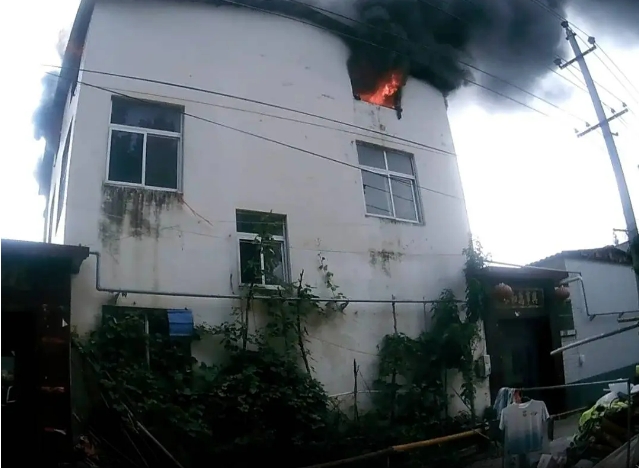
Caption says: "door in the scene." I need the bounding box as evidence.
[499,319,541,390]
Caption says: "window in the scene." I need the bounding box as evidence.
[107,96,182,190]
[101,306,192,373]
[56,124,72,233]
[357,142,420,222]
[236,210,289,286]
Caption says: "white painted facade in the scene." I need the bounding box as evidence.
[45,0,489,411]
[536,255,639,384]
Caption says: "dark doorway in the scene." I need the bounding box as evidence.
[497,316,564,414]
[2,311,39,460]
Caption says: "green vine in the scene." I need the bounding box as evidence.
[74,233,492,468]
[374,238,489,437]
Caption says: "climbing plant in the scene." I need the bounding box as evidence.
[76,218,350,468]
[372,238,489,446]
[74,233,492,468]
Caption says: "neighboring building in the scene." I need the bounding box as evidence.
[38,0,489,410]
[531,246,639,406]
[2,239,90,465]
[473,265,571,414]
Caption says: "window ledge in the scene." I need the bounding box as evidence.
[364,213,422,225]
[239,283,288,294]
[104,180,181,194]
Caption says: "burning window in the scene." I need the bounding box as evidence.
[349,60,405,114]
[356,70,403,108]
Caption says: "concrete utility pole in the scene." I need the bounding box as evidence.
[559,21,638,243]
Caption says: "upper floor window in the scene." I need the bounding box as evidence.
[357,142,421,223]
[107,97,182,190]
[236,210,289,287]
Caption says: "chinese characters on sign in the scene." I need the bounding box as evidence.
[506,288,544,308]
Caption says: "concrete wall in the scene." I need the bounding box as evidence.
[536,255,639,407]
[561,258,639,385]
[51,0,489,411]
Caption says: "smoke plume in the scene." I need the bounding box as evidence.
[32,0,639,145]
[33,29,69,142]
[570,0,639,43]
[213,0,638,108]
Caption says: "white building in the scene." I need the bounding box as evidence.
[41,0,488,410]
[532,246,639,406]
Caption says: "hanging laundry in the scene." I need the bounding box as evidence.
[494,387,515,419]
[500,399,550,455]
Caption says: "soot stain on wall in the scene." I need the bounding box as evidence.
[99,185,181,255]
[369,249,404,277]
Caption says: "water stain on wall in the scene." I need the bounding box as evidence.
[369,249,403,277]
[98,185,181,255]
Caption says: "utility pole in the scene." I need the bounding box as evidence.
[559,21,638,244]
[559,22,639,325]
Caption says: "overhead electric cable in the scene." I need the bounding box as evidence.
[527,0,639,106]
[44,65,456,157]
[280,0,588,123]
[47,72,463,201]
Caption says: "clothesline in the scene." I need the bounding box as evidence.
[513,378,630,393]
[496,378,634,468]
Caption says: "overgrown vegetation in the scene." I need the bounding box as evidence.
[76,237,491,468]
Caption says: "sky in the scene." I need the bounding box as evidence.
[0,0,637,266]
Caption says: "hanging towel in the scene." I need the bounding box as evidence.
[494,387,515,420]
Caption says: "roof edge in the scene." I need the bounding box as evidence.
[37,0,96,198]
[2,240,90,274]
[530,245,632,267]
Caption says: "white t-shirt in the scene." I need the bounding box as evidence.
[499,399,549,455]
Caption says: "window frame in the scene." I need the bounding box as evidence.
[101,305,192,371]
[236,214,290,288]
[357,142,422,224]
[105,97,184,192]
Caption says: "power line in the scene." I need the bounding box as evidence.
[597,46,639,98]
[210,0,581,121]
[557,62,616,111]
[47,61,556,143]
[590,54,639,109]
[555,53,628,109]
[104,85,428,153]
[525,0,639,107]
[280,0,587,123]
[45,65,456,158]
[48,71,463,202]
[44,0,589,134]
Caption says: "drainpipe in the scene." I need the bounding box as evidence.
[87,251,463,305]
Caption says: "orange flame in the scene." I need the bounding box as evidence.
[359,70,403,108]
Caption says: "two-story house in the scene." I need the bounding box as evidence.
[39,0,489,410]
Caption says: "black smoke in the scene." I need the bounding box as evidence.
[33,29,69,142]
[211,0,638,107]
[32,0,639,144]
[569,0,639,43]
